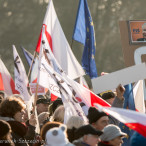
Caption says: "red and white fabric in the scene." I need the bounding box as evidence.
[35,0,85,80]
[95,104,146,137]
[0,58,19,96]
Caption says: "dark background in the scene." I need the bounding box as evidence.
[0,0,146,87]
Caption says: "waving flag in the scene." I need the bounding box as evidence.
[13,45,31,102]
[72,0,97,78]
[37,29,110,116]
[0,58,19,96]
[37,34,88,123]
[95,104,146,138]
[35,0,84,79]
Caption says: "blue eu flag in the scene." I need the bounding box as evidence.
[72,0,97,79]
[119,84,135,146]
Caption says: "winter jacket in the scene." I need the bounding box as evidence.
[130,131,146,146]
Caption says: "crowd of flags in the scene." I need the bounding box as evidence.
[0,0,146,141]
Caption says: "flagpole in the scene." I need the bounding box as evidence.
[27,51,37,80]
[32,83,39,113]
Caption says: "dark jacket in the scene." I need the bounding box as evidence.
[130,132,146,146]
[67,127,77,143]
[7,120,28,146]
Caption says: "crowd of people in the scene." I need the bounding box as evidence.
[0,84,146,146]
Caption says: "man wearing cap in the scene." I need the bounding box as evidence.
[99,124,127,146]
[73,124,103,146]
[36,95,50,115]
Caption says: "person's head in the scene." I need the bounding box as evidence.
[101,91,115,105]
[45,124,69,146]
[38,112,50,128]
[142,23,146,39]
[87,107,109,130]
[74,124,103,146]
[51,105,64,123]
[51,98,63,114]
[66,116,85,129]
[0,97,26,122]
[100,124,127,146]
[36,95,50,115]
[66,116,85,143]
[40,121,61,140]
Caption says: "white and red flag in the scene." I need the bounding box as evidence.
[0,58,19,96]
[13,45,31,102]
[37,34,87,123]
[95,104,146,137]
[37,28,110,116]
[35,0,85,79]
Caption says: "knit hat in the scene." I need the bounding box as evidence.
[100,124,127,141]
[45,124,69,146]
[74,124,103,140]
[101,92,115,100]
[0,120,11,138]
[87,107,107,124]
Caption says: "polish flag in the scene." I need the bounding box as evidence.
[35,0,85,79]
[95,104,146,137]
[37,29,110,111]
[0,58,19,96]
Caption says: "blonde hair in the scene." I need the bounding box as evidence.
[38,112,50,125]
[66,116,85,129]
[51,105,64,123]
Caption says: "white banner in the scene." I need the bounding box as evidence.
[13,45,31,101]
[92,63,146,94]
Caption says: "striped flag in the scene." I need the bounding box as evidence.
[35,0,85,79]
[95,104,146,138]
[0,58,19,96]
[37,28,110,117]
